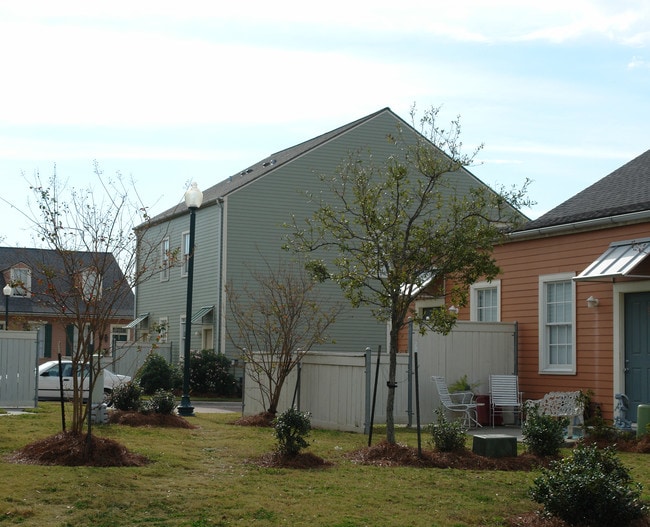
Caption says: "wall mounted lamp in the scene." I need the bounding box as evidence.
[448,305,459,315]
[586,296,599,308]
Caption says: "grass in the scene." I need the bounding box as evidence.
[1,404,649,527]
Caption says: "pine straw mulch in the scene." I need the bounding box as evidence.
[232,411,276,427]
[6,410,197,467]
[346,440,553,470]
[107,410,199,429]
[7,431,150,467]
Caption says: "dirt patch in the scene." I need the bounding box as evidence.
[107,410,198,428]
[7,431,150,467]
[346,441,553,470]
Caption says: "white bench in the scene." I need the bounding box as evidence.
[525,391,584,438]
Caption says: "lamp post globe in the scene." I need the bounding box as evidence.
[3,284,12,331]
[178,182,203,417]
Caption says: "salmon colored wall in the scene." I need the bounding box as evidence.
[491,222,650,420]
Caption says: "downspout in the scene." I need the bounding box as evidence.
[217,197,225,354]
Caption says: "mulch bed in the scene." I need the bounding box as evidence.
[255,451,333,469]
[7,431,150,467]
[232,412,275,427]
[107,410,198,429]
[346,440,553,470]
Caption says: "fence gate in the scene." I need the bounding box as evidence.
[0,330,39,408]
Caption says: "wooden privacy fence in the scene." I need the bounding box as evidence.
[243,321,517,432]
[0,330,39,408]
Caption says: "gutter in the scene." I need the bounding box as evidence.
[507,209,650,241]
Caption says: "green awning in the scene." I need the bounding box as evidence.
[191,305,214,323]
[124,313,149,329]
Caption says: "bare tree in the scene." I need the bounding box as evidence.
[226,259,341,416]
[286,106,532,443]
[20,164,178,436]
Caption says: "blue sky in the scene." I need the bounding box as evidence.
[1,1,649,246]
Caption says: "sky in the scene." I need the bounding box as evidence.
[1,1,649,247]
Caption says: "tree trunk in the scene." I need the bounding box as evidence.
[385,327,400,444]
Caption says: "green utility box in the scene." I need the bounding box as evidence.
[472,434,517,458]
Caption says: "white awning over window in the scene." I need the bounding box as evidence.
[124,313,150,329]
[575,238,650,281]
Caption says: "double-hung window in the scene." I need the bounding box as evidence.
[161,237,170,281]
[470,280,500,322]
[10,266,31,297]
[539,273,575,373]
[182,232,190,277]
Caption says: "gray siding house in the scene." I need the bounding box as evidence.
[132,108,501,364]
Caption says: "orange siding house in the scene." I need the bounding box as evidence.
[466,149,650,423]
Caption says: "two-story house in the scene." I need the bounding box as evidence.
[0,247,134,359]
[133,107,515,365]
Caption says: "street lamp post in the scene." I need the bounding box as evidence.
[3,284,11,331]
[178,182,203,417]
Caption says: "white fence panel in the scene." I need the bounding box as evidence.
[111,341,176,378]
[0,330,38,408]
[243,322,516,432]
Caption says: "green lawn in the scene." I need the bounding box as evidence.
[1,404,649,527]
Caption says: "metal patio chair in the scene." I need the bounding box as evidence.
[432,376,480,429]
[489,374,523,427]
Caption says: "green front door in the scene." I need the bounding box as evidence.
[624,292,650,421]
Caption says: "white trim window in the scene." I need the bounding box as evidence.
[157,317,168,343]
[470,280,500,322]
[539,273,576,374]
[160,237,170,282]
[181,231,190,277]
[10,266,31,297]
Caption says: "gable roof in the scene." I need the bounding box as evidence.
[0,247,134,317]
[148,107,402,225]
[520,149,650,232]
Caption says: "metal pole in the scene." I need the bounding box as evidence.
[178,206,197,417]
[4,294,8,330]
[415,351,422,458]
[407,319,413,427]
[368,345,381,447]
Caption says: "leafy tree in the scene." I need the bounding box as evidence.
[286,106,530,443]
[226,259,341,415]
[16,165,177,439]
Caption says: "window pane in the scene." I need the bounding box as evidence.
[545,280,573,366]
[477,287,497,322]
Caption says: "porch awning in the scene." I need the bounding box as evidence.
[575,238,650,282]
[400,273,434,296]
[191,305,214,323]
[124,313,149,329]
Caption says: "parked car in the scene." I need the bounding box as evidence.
[38,360,131,401]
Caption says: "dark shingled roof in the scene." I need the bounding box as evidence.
[521,148,650,231]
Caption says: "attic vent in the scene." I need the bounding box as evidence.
[239,168,253,176]
[262,159,277,168]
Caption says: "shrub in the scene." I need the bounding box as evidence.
[522,405,567,457]
[189,349,240,396]
[110,381,142,411]
[142,389,177,415]
[530,444,647,526]
[136,353,182,395]
[274,407,311,457]
[427,408,467,452]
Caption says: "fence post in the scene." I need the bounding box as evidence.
[364,347,371,435]
[407,318,413,427]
